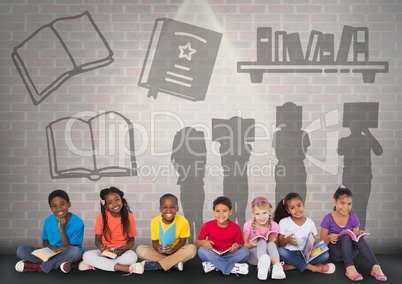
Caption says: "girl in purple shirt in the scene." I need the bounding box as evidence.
[320,185,387,281]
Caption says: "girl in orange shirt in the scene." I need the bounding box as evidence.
[79,186,143,275]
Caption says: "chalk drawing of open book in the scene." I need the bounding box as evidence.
[237,26,388,83]
[11,11,114,105]
[46,111,136,181]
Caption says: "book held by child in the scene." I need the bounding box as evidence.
[338,229,370,242]
[31,247,61,262]
[300,232,329,263]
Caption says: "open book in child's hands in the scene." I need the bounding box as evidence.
[211,247,230,256]
[31,247,61,262]
[102,249,117,259]
[300,232,329,263]
[338,229,370,242]
[250,230,279,242]
[159,221,176,252]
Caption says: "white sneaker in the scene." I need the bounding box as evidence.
[78,261,95,271]
[174,261,183,271]
[128,262,144,274]
[202,261,215,273]
[257,254,271,280]
[230,263,249,275]
[271,263,286,279]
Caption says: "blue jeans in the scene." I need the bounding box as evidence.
[197,246,250,275]
[278,247,329,272]
[328,235,379,268]
[16,245,83,273]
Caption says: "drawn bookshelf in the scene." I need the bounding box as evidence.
[237,26,388,83]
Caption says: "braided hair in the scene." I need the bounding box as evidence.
[99,186,132,242]
[251,196,272,236]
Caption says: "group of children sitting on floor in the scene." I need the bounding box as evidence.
[15,185,387,282]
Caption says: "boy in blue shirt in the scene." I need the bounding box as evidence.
[15,189,85,273]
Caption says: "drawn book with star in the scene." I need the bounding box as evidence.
[138,18,222,101]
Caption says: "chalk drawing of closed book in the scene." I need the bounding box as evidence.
[46,111,136,181]
[11,11,114,105]
[139,18,222,101]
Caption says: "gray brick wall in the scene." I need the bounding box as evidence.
[1,0,401,254]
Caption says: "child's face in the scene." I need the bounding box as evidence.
[286,198,304,220]
[252,206,271,226]
[104,192,123,216]
[333,195,353,216]
[160,197,178,224]
[50,196,70,219]
[213,204,232,226]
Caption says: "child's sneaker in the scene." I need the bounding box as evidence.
[122,263,144,276]
[141,260,162,270]
[173,261,183,271]
[271,263,286,279]
[257,254,271,280]
[230,263,249,275]
[60,262,72,273]
[15,260,41,273]
[78,261,95,271]
[202,261,215,273]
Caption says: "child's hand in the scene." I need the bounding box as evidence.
[329,234,338,244]
[286,233,297,245]
[202,240,214,250]
[99,244,108,252]
[114,245,125,256]
[52,247,64,253]
[162,245,173,255]
[56,216,67,231]
[249,239,258,247]
[156,244,164,254]
[229,243,240,252]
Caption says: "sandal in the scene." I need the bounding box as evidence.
[318,263,336,274]
[371,270,387,281]
[346,271,363,281]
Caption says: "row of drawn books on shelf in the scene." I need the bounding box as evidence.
[257,25,369,64]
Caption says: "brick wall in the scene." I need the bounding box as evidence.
[1,0,401,254]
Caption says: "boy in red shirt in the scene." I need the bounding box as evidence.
[194,196,250,275]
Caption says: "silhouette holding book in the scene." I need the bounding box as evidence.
[171,127,207,243]
[11,11,114,105]
[212,116,255,228]
[338,102,383,230]
[237,26,388,83]
[272,102,310,206]
[46,111,136,181]
[139,18,222,101]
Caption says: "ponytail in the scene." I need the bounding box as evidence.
[273,192,303,223]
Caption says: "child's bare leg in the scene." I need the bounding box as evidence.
[283,263,296,271]
[271,256,280,265]
[114,263,129,272]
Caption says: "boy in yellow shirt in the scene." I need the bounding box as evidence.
[136,193,196,271]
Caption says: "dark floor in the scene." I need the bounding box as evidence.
[2,254,401,284]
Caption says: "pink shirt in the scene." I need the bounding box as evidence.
[243,219,279,242]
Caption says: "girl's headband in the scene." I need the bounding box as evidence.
[251,199,272,208]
